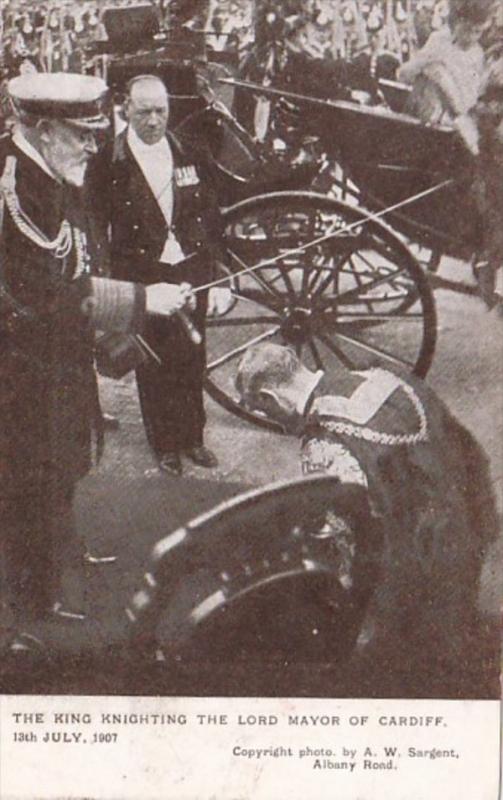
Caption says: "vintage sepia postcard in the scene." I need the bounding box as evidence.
[0,1,501,798]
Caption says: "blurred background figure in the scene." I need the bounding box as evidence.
[399,0,490,126]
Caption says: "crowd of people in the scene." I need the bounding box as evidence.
[0,0,469,79]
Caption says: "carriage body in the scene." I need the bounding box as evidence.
[316,97,482,261]
[232,76,483,263]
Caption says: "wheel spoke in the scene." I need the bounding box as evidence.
[306,246,345,296]
[308,338,325,370]
[334,331,415,369]
[298,211,319,299]
[328,312,423,323]
[308,244,356,299]
[232,292,277,308]
[349,251,414,302]
[310,265,341,299]
[279,263,298,303]
[206,315,279,328]
[307,264,327,295]
[339,266,375,279]
[335,267,410,305]
[228,249,283,300]
[267,270,287,286]
[301,253,313,298]
[347,256,375,313]
[351,249,382,272]
[315,333,357,370]
[206,326,280,372]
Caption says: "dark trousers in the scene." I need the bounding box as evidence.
[1,479,83,622]
[136,289,208,456]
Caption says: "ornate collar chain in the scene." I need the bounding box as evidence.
[315,368,429,447]
[0,156,89,278]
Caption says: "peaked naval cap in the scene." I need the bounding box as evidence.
[8,72,110,129]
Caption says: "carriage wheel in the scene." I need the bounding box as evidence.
[409,244,442,273]
[205,191,436,430]
[127,477,380,694]
[318,169,444,275]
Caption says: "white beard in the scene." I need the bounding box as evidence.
[63,162,88,187]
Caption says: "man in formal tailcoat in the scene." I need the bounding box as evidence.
[0,72,193,635]
[235,343,498,675]
[109,74,232,476]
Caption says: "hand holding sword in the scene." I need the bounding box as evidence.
[176,282,202,345]
[145,281,195,317]
[142,282,201,357]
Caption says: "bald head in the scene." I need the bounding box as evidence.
[126,75,169,145]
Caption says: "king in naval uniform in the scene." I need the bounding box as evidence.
[0,72,194,635]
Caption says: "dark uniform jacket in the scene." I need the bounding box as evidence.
[300,367,498,668]
[0,138,104,493]
[0,135,147,620]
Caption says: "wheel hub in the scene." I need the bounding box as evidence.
[280,306,313,346]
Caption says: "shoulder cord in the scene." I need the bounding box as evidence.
[317,369,429,447]
[0,156,73,258]
[0,156,89,320]
[0,155,35,319]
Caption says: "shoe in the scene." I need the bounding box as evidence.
[158,451,183,476]
[51,602,87,621]
[185,445,218,468]
[9,632,46,654]
[2,633,49,676]
[102,413,120,431]
[83,550,117,565]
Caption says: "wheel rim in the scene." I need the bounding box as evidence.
[205,192,436,430]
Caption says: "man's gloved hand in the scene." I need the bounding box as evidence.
[207,286,233,317]
[146,282,196,317]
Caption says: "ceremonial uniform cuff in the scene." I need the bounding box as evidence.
[82,277,146,333]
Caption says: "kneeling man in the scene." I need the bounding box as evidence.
[235,344,498,672]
